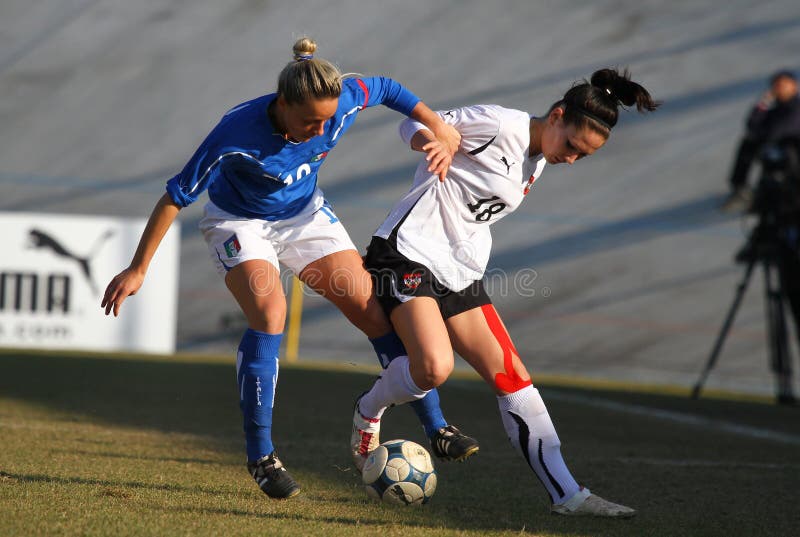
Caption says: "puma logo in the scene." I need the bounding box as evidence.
[500,156,514,174]
[28,228,114,295]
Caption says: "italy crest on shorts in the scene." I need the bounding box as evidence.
[403,272,422,290]
[223,234,241,258]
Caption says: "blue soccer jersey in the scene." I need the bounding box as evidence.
[166,77,420,220]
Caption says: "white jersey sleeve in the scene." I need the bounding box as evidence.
[398,105,502,156]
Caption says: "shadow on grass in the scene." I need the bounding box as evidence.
[0,353,242,438]
[158,504,424,529]
[51,449,229,466]
[0,470,231,496]
[0,352,585,535]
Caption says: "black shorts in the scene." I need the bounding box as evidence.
[364,235,491,319]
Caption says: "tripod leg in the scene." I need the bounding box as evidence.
[692,258,758,398]
[779,240,800,404]
[766,258,796,404]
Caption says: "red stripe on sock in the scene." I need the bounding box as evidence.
[481,304,532,393]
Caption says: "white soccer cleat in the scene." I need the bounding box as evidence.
[350,395,381,472]
[551,487,636,518]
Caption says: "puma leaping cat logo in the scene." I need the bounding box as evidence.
[500,156,514,174]
[28,228,114,295]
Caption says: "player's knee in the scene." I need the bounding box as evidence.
[491,353,532,394]
[417,356,453,389]
[247,304,286,333]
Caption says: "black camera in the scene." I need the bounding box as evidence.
[747,138,800,218]
[760,143,789,171]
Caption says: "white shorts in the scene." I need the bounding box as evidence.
[199,199,357,277]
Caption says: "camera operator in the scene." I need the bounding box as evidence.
[736,122,800,404]
[696,73,800,403]
[722,69,800,213]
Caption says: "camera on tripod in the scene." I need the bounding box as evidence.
[746,140,799,215]
[695,137,800,404]
[736,139,800,263]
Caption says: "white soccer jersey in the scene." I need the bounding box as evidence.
[375,105,546,291]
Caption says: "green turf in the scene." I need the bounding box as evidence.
[1,351,798,536]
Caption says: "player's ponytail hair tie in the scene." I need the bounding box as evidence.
[590,68,660,115]
[549,67,660,138]
[294,53,313,62]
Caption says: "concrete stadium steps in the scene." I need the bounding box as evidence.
[2,0,799,397]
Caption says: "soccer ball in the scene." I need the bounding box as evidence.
[362,439,437,505]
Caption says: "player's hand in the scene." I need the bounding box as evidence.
[428,123,460,182]
[432,123,461,156]
[422,139,454,182]
[101,267,144,317]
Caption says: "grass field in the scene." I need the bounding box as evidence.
[1,350,798,537]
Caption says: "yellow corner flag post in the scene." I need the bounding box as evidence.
[285,277,303,363]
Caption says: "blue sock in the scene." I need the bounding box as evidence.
[369,331,447,438]
[237,328,282,462]
[411,388,446,438]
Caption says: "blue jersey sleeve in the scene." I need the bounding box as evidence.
[165,139,220,207]
[355,77,420,116]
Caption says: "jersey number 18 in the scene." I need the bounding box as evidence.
[467,196,506,222]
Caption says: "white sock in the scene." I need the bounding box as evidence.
[358,355,428,419]
[497,385,580,504]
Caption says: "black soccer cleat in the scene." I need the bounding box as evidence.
[430,425,480,462]
[247,451,301,499]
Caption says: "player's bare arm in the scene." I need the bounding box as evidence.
[101,193,181,317]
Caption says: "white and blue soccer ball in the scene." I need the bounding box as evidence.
[362,439,437,505]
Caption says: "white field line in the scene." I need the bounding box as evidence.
[614,457,800,470]
[545,390,800,446]
[450,380,800,447]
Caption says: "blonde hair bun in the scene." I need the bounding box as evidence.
[293,37,317,61]
[278,36,342,103]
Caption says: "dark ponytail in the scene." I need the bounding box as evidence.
[550,68,660,137]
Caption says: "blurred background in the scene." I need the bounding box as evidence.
[2,0,799,398]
